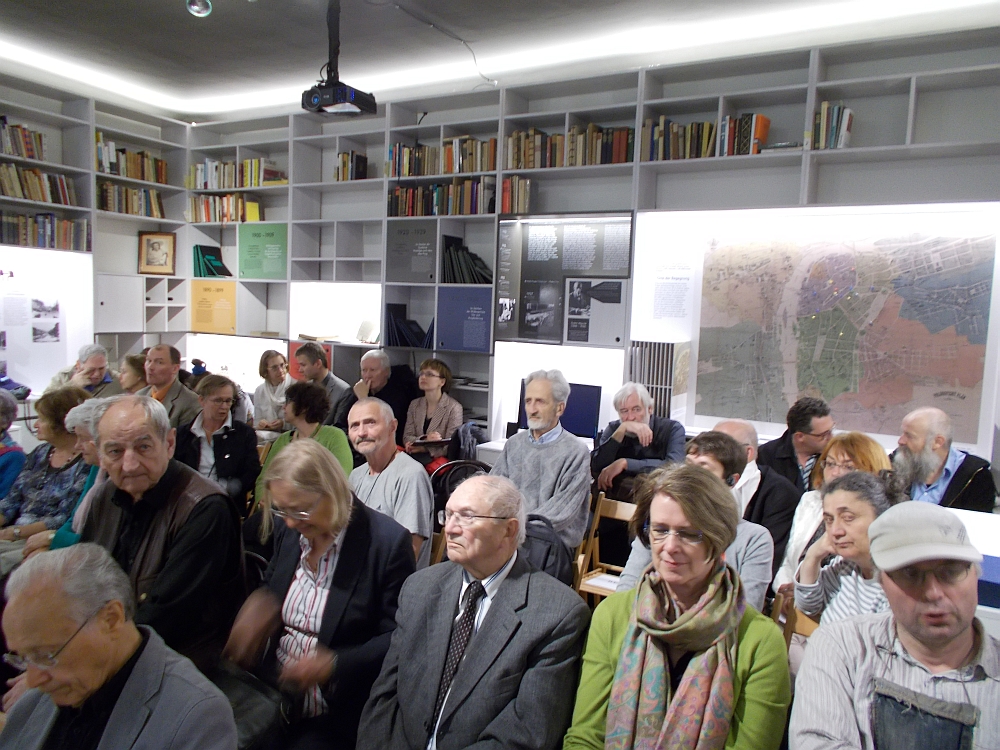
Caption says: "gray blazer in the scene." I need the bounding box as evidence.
[0,627,237,750]
[138,379,201,428]
[358,555,591,750]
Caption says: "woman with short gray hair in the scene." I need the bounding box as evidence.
[0,389,25,501]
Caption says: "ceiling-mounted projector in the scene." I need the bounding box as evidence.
[303,0,376,116]
[302,81,376,115]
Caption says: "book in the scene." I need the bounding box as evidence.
[193,245,233,277]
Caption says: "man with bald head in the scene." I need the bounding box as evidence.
[714,419,801,577]
[894,406,997,513]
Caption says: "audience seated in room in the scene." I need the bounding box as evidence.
[330,349,420,447]
[757,396,834,492]
[773,431,891,590]
[225,439,414,750]
[617,431,774,611]
[489,369,591,554]
[591,381,686,498]
[790,501,1000,749]
[175,374,260,505]
[0,386,90,575]
[256,381,352,500]
[794,471,900,624]
[117,353,147,394]
[80,395,244,671]
[45,343,124,398]
[254,348,295,441]
[0,544,238,750]
[403,358,464,469]
[0,391,25,501]
[564,464,790,749]
[295,342,349,426]
[894,406,998,512]
[349,397,434,567]
[360,475,590,750]
[137,345,201,429]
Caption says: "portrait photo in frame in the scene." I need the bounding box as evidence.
[138,232,176,275]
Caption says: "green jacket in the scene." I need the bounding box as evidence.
[255,426,354,498]
[563,589,790,750]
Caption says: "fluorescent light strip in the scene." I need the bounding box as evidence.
[0,0,996,114]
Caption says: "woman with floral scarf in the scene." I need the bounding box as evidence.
[564,464,790,750]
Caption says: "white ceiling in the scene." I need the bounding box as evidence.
[0,0,998,119]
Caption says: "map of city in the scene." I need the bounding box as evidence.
[697,231,996,442]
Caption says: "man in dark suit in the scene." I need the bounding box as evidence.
[715,419,801,578]
[757,396,833,492]
[359,474,591,750]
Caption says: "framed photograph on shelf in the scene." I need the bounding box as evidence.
[138,232,176,276]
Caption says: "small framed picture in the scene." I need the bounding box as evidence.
[138,232,176,275]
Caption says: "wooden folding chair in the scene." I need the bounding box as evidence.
[770,592,820,648]
[577,496,636,604]
[430,531,447,565]
[570,491,604,590]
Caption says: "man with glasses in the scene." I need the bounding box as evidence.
[360,475,590,750]
[893,406,997,513]
[791,501,1000,749]
[0,543,237,749]
[45,343,124,398]
[758,396,834,492]
[79,395,243,672]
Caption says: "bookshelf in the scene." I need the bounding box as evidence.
[0,27,998,432]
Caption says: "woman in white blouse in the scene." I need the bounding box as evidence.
[254,349,294,441]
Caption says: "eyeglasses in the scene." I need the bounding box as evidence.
[804,425,836,440]
[3,605,104,672]
[886,561,973,590]
[207,397,234,407]
[267,363,288,372]
[645,522,704,545]
[271,497,323,521]
[438,509,511,527]
[419,370,444,379]
[822,459,856,471]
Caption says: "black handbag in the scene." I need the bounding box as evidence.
[207,660,286,750]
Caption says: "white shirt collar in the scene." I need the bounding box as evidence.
[190,410,233,439]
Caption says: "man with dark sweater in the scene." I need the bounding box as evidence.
[757,396,833,492]
[893,406,997,512]
[591,381,686,497]
[330,349,420,447]
[490,369,591,551]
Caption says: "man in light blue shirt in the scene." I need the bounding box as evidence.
[893,407,996,513]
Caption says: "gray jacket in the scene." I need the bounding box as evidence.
[358,555,591,750]
[0,627,237,750]
[138,379,201,428]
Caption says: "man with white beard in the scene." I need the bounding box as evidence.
[894,407,996,513]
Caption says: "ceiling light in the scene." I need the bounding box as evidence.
[187,0,212,18]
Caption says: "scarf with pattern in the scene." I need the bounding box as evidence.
[605,561,745,750]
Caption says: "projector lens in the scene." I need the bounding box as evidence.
[187,0,212,16]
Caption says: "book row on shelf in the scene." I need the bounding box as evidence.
[0,211,88,251]
[95,131,169,184]
[500,176,532,214]
[386,176,496,217]
[718,113,772,156]
[185,193,263,223]
[97,182,166,218]
[186,158,288,190]
[336,151,369,181]
[387,136,498,178]
[384,305,434,348]
[441,235,493,284]
[0,164,77,205]
[813,102,854,150]
[0,116,46,161]
[506,124,636,169]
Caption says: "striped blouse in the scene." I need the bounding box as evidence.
[794,556,888,625]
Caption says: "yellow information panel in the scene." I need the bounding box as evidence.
[191,280,236,334]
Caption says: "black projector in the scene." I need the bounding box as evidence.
[302,81,377,115]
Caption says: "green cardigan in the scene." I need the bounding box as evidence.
[255,426,354,498]
[563,589,790,750]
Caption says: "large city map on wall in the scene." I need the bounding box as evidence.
[696,209,997,443]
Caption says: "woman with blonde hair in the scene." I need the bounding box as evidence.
[225,439,414,750]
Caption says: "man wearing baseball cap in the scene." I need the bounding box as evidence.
[790,501,1000,750]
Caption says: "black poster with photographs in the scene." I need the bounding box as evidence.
[495,214,632,345]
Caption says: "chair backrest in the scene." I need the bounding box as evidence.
[771,592,821,648]
[576,494,636,596]
[429,459,492,531]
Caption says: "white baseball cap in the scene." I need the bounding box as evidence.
[868,501,983,572]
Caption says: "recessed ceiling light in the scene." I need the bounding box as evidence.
[186,0,212,18]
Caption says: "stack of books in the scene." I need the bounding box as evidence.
[811,102,854,150]
[0,164,77,205]
[0,211,88,251]
[335,151,368,181]
[500,176,531,213]
[185,193,262,223]
[187,158,287,189]
[384,304,434,348]
[95,132,168,183]
[441,235,493,284]
[387,176,496,217]
[98,183,165,218]
[0,117,45,160]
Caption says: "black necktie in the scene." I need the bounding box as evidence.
[432,580,486,727]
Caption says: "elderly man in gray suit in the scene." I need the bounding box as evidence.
[0,544,237,750]
[358,474,590,750]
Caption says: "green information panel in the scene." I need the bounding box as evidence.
[238,223,287,279]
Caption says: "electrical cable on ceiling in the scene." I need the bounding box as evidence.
[363,0,498,89]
